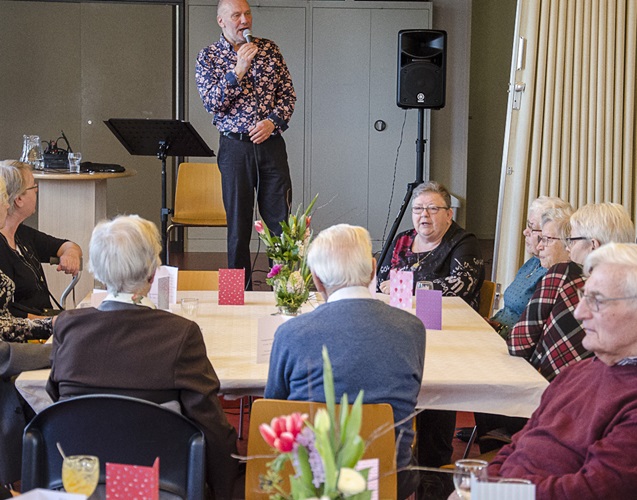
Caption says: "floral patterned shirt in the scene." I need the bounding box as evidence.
[195,34,296,133]
[507,261,592,381]
[0,270,52,342]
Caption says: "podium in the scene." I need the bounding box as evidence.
[34,169,136,305]
[105,119,215,261]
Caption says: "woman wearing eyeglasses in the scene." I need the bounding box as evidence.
[377,181,484,310]
[0,161,82,317]
[488,197,572,339]
[508,202,635,381]
[378,181,484,476]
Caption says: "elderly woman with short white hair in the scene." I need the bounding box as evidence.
[509,202,636,381]
[46,215,240,498]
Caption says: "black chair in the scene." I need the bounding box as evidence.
[21,394,205,500]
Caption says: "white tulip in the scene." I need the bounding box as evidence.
[337,467,367,496]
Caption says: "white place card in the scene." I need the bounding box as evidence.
[256,314,290,363]
[471,477,536,500]
[149,265,178,309]
[356,458,379,500]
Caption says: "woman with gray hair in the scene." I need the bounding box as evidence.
[0,160,82,317]
[489,196,572,339]
[46,215,240,498]
[377,181,484,309]
[508,202,635,381]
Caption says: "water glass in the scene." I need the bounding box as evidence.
[68,152,82,174]
[181,297,199,319]
[62,455,99,497]
[453,459,488,499]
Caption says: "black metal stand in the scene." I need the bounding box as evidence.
[104,119,215,263]
[376,108,428,274]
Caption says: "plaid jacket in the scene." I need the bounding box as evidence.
[508,261,592,381]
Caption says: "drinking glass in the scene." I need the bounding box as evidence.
[62,455,99,497]
[68,152,82,174]
[181,297,199,319]
[453,459,488,499]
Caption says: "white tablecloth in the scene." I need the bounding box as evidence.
[16,292,548,416]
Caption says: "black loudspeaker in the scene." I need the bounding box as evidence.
[397,29,447,109]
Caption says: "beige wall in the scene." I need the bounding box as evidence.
[0,0,517,245]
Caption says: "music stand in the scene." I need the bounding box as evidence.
[105,118,215,262]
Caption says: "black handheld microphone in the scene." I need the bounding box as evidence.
[243,29,254,43]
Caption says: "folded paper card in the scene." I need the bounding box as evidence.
[106,457,159,500]
[416,288,443,330]
[18,489,86,500]
[256,314,289,363]
[471,476,536,500]
[149,266,178,309]
[389,269,413,309]
[219,268,245,305]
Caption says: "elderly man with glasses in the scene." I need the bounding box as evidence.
[488,242,637,498]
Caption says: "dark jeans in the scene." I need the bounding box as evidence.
[218,134,292,289]
[416,409,456,467]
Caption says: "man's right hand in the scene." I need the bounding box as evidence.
[235,42,258,80]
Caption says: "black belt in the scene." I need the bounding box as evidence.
[221,131,252,142]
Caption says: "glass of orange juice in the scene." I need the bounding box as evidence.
[62,455,99,497]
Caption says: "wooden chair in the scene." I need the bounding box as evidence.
[245,399,397,500]
[177,270,219,291]
[166,163,226,264]
[478,280,496,318]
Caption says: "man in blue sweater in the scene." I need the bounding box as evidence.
[265,224,426,500]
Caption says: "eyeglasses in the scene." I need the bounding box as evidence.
[412,205,449,215]
[565,236,589,247]
[577,288,637,312]
[538,235,562,246]
[25,184,38,191]
[526,221,542,233]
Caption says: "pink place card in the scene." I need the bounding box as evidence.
[218,268,245,305]
[389,269,413,310]
[106,457,159,500]
[416,288,443,330]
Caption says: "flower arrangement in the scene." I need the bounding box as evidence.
[254,195,318,315]
[258,347,371,499]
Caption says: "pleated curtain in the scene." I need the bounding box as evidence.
[493,0,637,292]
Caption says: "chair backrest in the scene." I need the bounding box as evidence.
[21,394,205,500]
[177,270,219,291]
[479,280,496,318]
[172,163,226,226]
[245,399,397,499]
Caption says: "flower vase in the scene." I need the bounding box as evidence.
[277,305,300,317]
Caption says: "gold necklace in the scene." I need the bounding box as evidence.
[410,249,433,271]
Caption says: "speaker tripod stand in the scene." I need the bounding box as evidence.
[376,107,429,275]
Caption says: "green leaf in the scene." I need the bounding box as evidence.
[322,347,336,424]
[344,390,364,444]
[337,434,365,469]
[339,393,349,445]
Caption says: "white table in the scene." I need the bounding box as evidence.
[34,169,136,304]
[16,292,548,416]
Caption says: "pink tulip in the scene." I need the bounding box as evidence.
[254,220,265,234]
[267,264,283,278]
[259,412,308,453]
[306,216,312,227]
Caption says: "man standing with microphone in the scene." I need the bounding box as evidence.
[195,0,296,290]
